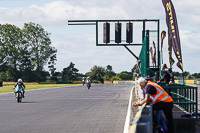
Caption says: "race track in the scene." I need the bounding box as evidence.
[0,84,133,133]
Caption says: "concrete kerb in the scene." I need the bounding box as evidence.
[128,80,153,133]
[123,86,134,133]
[123,81,149,133]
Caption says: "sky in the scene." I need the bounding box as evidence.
[0,0,199,74]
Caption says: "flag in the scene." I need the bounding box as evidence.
[161,30,166,64]
[162,0,183,71]
[168,31,175,68]
[149,47,154,66]
[153,41,156,66]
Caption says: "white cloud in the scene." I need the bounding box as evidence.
[0,1,129,26]
[172,0,200,27]
[180,30,200,53]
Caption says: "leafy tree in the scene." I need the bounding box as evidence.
[103,65,116,81]
[48,54,57,76]
[117,71,133,80]
[173,71,182,76]
[18,48,35,81]
[103,74,111,81]
[88,65,106,83]
[0,24,26,81]
[53,72,62,77]
[183,71,190,76]
[132,76,135,81]
[62,62,79,81]
[0,23,57,82]
[186,75,195,79]
[37,70,49,82]
[111,76,122,81]
[85,72,92,79]
[106,65,113,73]
[192,73,200,78]
[76,73,86,81]
[116,72,129,80]
[50,72,62,82]
[23,22,57,81]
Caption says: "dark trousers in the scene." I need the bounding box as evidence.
[153,102,174,133]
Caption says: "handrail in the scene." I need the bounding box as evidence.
[161,83,198,117]
[129,103,153,133]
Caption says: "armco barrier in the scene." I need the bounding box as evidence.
[118,81,134,85]
[113,81,118,84]
[56,81,73,84]
[185,80,195,85]
[175,80,179,83]
[179,80,186,84]
[73,81,82,84]
[113,81,135,85]
[39,82,56,84]
[129,103,152,133]
[104,81,112,84]
[92,80,101,84]
[173,80,200,85]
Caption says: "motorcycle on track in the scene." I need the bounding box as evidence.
[86,80,91,89]
[14,85,23,103]
[82,79,85,85]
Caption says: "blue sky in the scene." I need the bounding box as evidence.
[0,0,199,74]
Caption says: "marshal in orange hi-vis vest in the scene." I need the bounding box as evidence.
[147,81,173,103]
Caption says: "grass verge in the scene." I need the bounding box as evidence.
[0,84,78,94]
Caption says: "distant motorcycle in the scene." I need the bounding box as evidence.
[82,79,85,85]
[14,85,23,103]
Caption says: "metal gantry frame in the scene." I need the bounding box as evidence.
[68,19,160,62]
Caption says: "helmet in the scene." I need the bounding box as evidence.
[87,77,90,79]
[18,78,22,83]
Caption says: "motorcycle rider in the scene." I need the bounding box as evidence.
[86,77,92,87]
[14,79,26,98]
[82,77,86,85]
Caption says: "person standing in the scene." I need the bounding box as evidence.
[133,77,174,133]
[157,63,174,85]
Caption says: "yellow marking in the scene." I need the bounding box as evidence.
[186,80,195,85]
[175,80,179,83]
[129,124,137,133]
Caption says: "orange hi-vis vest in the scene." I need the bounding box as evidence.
[147,81,173,104]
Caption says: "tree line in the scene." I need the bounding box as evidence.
[0,22,56,82]
[49,62,134,83]
[173,71,200,79]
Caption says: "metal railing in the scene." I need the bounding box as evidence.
[160,83,198,117]
[129,103,152,133]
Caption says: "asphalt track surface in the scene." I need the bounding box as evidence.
[0,84,133,133]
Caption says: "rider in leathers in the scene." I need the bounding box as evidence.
[14,79,26,98]
[86,77,92,87]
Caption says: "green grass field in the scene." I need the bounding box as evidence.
[0,84,78,94]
